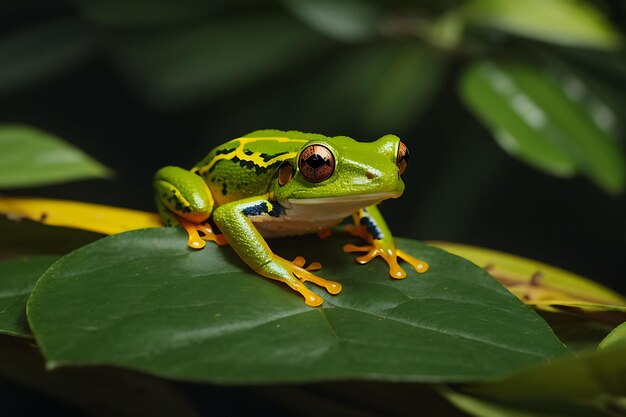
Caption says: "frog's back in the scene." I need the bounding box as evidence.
[193,130,324,206]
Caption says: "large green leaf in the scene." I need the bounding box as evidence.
[0,125,112,188]
[460,60,626,193]
[28,228,568,383]
[0,18,97,95]
[0,256,58,337]
[462,0,622,49]
[111,14,330,108]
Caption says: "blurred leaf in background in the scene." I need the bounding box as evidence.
[0,125,111,188]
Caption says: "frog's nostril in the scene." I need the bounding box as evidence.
[365,171,376,179]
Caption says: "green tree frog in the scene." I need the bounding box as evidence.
[154,130,428,306]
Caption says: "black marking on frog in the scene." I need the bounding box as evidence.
[242,201,283,217]
[229,156,283,175]
[221,181,228,195]
[360,216,383,240]
[267,200,283,217]
[259,151,288,162]
[243,202,268,217]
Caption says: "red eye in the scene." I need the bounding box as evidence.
[396,141,409,175]
[298,145,335,183]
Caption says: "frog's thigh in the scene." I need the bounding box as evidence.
[154,166,214,223]
[212,198,278,271]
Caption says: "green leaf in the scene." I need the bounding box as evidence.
[467,344,626,401]
[0,256,58,337]
[362,43,446,132]
[28,228,568,383]
[459,60,626,193]
[111,14,330,108]
[284,0,379,42]
[0,124,112,188]
[312,42,446,132]
[598,322,626,351]
[439,385,612,417]
[462,0,622,49]
[0,18,97,95]
[430,241,626,315]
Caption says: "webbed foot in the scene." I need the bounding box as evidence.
[343,242,429,279]
[256,256,342,306]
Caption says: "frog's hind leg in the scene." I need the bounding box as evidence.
[154,166,227,249]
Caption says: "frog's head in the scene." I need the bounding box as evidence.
[272,134,409,210]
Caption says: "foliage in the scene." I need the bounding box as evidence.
[1,0,625,415]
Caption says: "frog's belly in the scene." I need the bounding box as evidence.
[252,192,398,238]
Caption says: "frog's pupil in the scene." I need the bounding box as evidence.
[306,154,327,168]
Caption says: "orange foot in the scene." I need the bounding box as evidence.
[178,217,228,249]
[256,256,342,307]
[343,242,429,279]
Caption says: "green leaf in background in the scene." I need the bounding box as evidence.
[439,385,612,417]
[362,43,446,132]
[598,322,626,351]
[284,0,379,42]
[0,18,97,96]
[0,124,112,188]
[0,256,58,337]
[431,241,626,315]
[461,0,622,49]
[466,343,626,402]
[111,13,330,108]
[27,228,568,383]
[313,43,446,133]
[460,60,626,194]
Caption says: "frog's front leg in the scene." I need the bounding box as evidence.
[154,166,227,249]
[343,205,429,278]
[213,196,341,306]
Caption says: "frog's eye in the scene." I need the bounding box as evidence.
[278,161,294,186]
[396,141,409,175]
[298,144,335,183]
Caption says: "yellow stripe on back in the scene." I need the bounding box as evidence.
[196,137,307,176]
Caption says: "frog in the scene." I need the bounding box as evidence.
[154,130,428,306]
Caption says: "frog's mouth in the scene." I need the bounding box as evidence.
[281,191,400,211]
[287,191,402,206]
